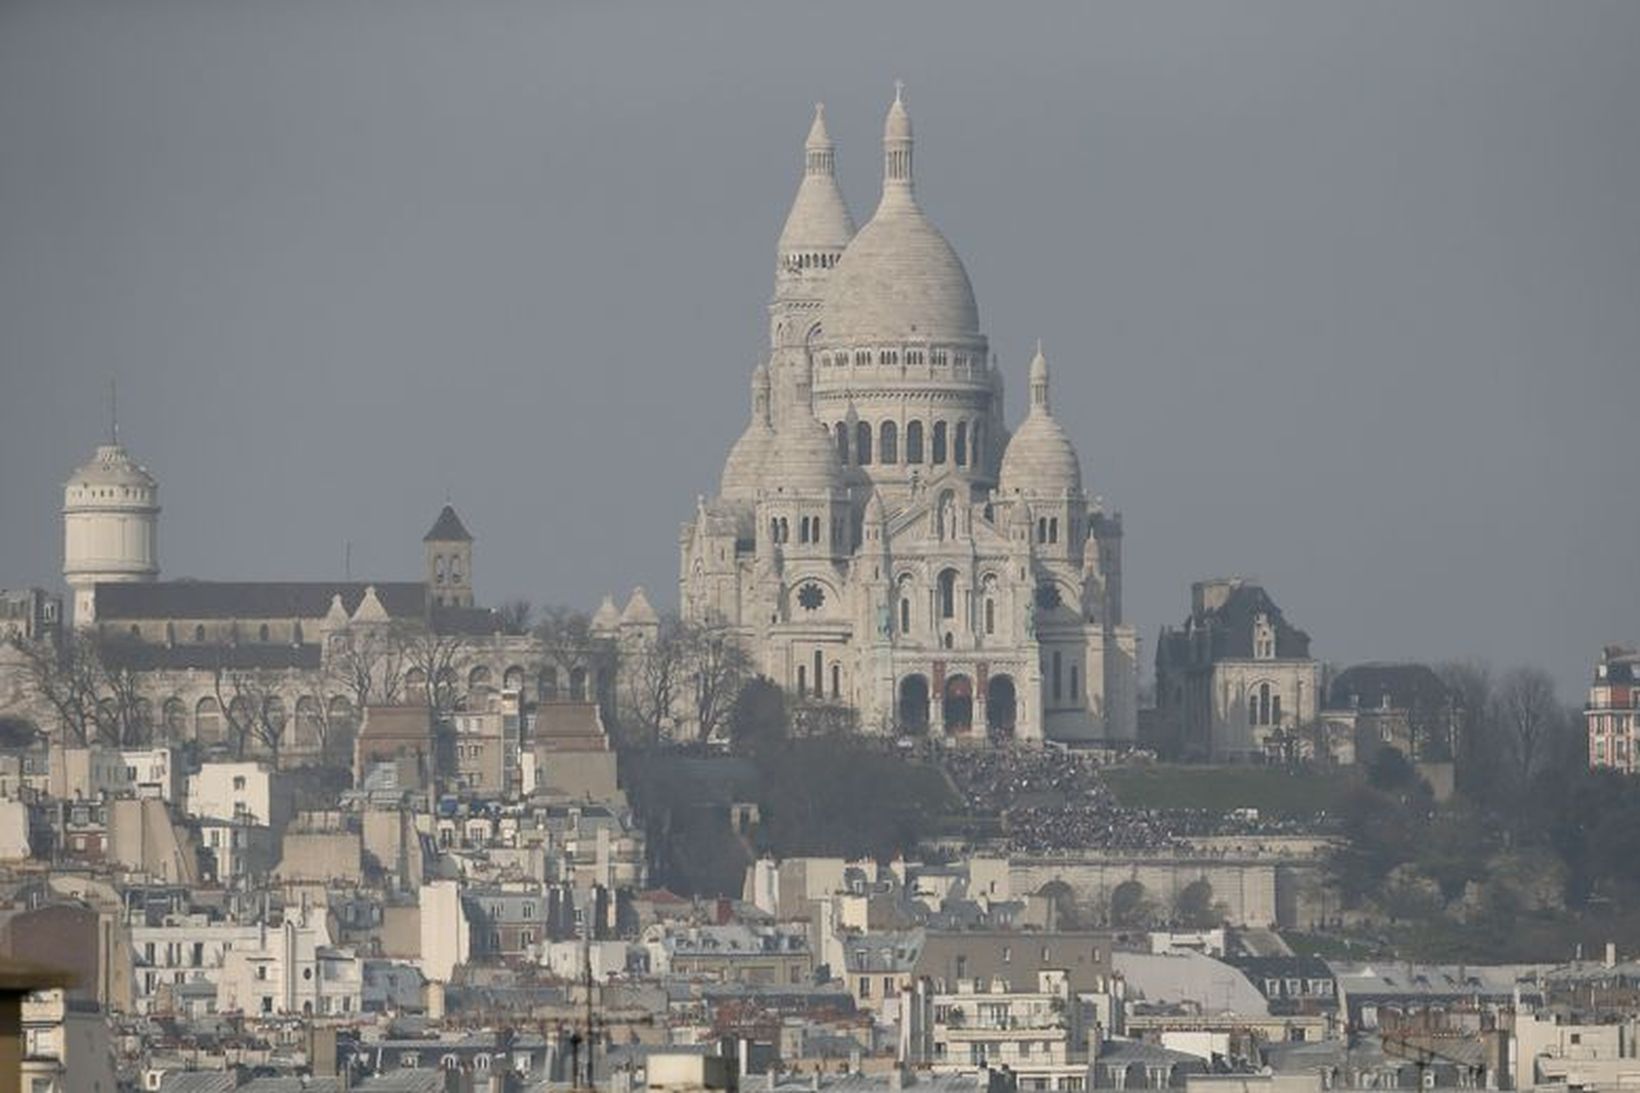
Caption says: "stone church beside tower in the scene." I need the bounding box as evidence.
[680,89,1139,743]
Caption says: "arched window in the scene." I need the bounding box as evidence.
[813,650,824,697]
[1070,665,1079,700]
[985,598,995,635]
[1052,650,1064,702]
[1259,682,1271,726]
[880,420,898,464]
[906,421,924,464]
[900,596,912,633]
[1272,693,1282,725]
[954,421,968,466]
[258,623,270,643]
[834,422,849,464]
[435,556,446,584]
[1049,517,1059,544]
[195,624,206,643]
[1038,517,1048,543]
[932,421,948,464]
[540,667,560,701]
[796,664,806,695]
[831,663,841,698]
[163,698,187,738]
[856,421,872,465]
[938,569,958,620]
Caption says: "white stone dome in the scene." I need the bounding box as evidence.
[818,89,980,346]
[722,364,777,499]
[999,414,1082,496]
[998,345,1083,496]
[767,417,845,493]
[721,420,776,499]
[821,203,979,344]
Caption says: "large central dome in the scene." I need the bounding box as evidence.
[818,89,980,347]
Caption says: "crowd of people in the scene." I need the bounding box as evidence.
[942,748,1323,854]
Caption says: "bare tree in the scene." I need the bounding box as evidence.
[212,667,287,763]
[1496,665,1560,790]
[533,605,597,679]
[496,598,534,636]
[680,622,751,743]
[13,633,100,746]
[620,617,687,746]
[1440,660,1498,796]
[394,622,471,720]
[325,625,408,711]
[94,656,153,747]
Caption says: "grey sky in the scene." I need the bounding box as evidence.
[1,1,1636,699]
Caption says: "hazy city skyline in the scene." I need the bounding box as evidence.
[2,1,1636,697]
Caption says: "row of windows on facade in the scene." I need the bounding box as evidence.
[821,347,979,371]
[768,515,841,547]
[781,251,838,273]
[832,418,983,469]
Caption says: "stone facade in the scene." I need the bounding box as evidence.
[680,91,1138,744]
[1587,644,1640,773]
[1154,579,1322,762]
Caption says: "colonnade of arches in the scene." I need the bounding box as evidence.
[896,671,1017,736]
[831,417,985,471]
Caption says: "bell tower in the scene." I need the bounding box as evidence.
[423,505,473,609]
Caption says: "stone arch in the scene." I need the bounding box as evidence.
[327,696,356,737]
[503,665,526,692]
[292,696,323,753]
[162,698,188,740]
[898,675,930,734]
[986,674,1017,736]
[468,665,492,689]
[195,697,222,745]
[943,674,973,733]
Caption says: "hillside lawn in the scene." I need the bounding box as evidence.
[1100,764,1357,816]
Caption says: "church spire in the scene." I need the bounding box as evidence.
[1029,340,1051,414]
[804,103,836,178]
[883,80,914,195]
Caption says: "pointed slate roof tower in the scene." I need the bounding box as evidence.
[423,505,472,543]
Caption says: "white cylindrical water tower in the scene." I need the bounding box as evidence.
[62,441,159,626]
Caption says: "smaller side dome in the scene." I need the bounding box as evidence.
[767,415,846,494]
[998,343,1083,497]
[721,365,777,500]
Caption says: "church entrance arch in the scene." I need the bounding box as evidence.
[986,674,1017,736]
[898,675,930,735]
[943,674,973,733]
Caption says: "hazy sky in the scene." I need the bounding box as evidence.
[2,1,1636,699]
